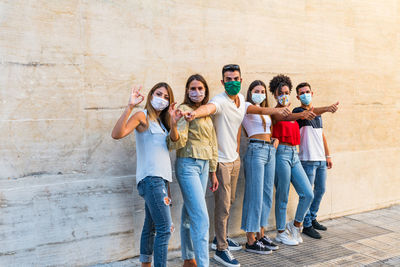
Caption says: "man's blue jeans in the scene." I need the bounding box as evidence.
[137,176,172,267]
[176,157,209,267]
[301,160,327,228]
[274,145,314,231]
[241,141,276,232]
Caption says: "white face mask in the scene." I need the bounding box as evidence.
[151,96,169,111]
[188,90,205,103]
[251,93,266,105]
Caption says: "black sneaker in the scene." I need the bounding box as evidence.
[259,236,279,250]
[303,226,322,239]
[245,240,272,255]
[312,220,327,231]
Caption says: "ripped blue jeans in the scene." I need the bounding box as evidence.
[137,176,172,267]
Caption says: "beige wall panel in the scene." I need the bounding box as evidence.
[0,0,399,265]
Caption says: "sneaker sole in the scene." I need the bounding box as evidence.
[265,245,279,251]
[213,254,240,267]
[211,244,242,251]
[275,238,299,246]
[245,248,272,255]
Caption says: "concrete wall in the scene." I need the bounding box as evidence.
[1,0,399,266]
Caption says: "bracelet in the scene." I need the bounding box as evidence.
[325,155,331,158]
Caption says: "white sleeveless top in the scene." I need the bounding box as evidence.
[242,102,272,136]
[134,110,172,184]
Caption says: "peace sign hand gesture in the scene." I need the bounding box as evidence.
[128,86,145,108]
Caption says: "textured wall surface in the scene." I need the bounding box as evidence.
[1,0,400,266]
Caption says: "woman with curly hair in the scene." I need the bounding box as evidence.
[269,75,338,246]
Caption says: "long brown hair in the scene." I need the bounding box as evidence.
[183,74,210,107]
[144,82,174,131]
[246,80,269,131]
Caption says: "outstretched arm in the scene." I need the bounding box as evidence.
[111,87,145,139]
[246,104,291,117]
[313,102,339,115]
[272,105,316,122]
[184,103,216,122]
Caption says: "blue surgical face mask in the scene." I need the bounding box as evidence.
[299,93,312,105]
[251,93,266,105]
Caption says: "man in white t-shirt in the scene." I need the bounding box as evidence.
[185,64,290,267]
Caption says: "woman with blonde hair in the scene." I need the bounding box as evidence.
[112,82,175,267]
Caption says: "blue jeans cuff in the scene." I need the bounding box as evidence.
[182,251,195,260]
[140,254,152,263]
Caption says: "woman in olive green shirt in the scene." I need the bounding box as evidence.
[168,74,218,267]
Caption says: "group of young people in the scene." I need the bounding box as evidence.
[111,64,339,267]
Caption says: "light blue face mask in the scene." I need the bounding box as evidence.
[251,93,266,104]
[299,93,312,105]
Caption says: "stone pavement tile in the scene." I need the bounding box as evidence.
[357,238,395,251]
[363,249,400,261]
[379,223,400,232]
[308,262,337,267]
[385,232,400,240]
[382,255,400,266]
[371,233,400,247]
[360,216,399,227]
[324,253,378,266]
[347,212,377,221]
[365,261,393,267]
[341,241,377,254]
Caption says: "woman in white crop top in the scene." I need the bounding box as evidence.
[240,80,280,254]
[111,82,176,267]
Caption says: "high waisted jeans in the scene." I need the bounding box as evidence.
[241,141,276,232]
[274,145,314,231]
[301,160,327,227]
[137,176,172,267]
[176,157,209,267]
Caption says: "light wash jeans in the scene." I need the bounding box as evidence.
[274,145,314,231]
[137,176,172,267]
[241,141,276,232]
[301,160,327,227]
[176,157,209,267]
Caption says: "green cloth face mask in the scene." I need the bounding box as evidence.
[224,81,241,96]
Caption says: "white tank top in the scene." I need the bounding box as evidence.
[134,110,172,184]
[242,102,272,137]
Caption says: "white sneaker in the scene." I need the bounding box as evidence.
[275,230,299,246]
[287,221,303,244]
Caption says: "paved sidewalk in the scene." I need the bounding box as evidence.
[93,205,400,267]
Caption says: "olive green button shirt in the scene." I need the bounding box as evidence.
[167,104,218,172]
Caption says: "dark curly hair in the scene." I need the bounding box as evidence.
[268,74,292,95]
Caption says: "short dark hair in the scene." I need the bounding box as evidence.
[268,74,292,95]
[246,80,269,107]
[222,64,241,78]
[296,82,311,94]
[183,74,210,107]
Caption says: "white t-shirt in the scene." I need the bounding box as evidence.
[242,102,272,136]
[210,92,246,163]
